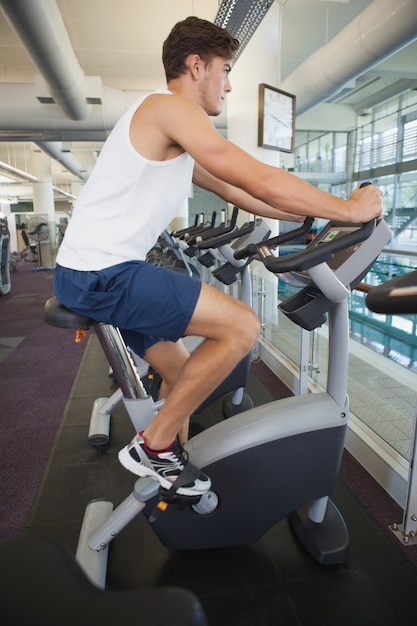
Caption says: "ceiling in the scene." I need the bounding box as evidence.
[0,0,417,203]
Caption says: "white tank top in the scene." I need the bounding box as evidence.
[56,90,194,270]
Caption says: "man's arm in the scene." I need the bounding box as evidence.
[158,95,382,224]
[192,162,305,223]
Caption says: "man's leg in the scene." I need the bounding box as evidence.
[118,282,259,495]
[144,338,191,442]
[144,338,191,399]
[142,282,260,449]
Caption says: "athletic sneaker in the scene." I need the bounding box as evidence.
[118,432,211,496]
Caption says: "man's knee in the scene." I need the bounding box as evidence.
[233,305,260,352]
[246,307,261,344]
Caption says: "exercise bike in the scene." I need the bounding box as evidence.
[146,210,219,275]
[0,534,208,626]
[366,267,417,543]
[44,211,391,588]
[0,213,11,296]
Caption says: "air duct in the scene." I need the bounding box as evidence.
[35,142,88,181]
[0,0,92,120]
[281,0,417,115]
[0,84,142,139]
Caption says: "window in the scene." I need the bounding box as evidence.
[403,119,417,161]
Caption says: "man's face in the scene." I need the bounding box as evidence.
[197,56,232,116]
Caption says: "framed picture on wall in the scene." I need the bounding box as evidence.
[258,83,296,153]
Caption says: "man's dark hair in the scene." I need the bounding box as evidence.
[162,16,240,82]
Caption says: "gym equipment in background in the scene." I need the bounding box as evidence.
[0,213,11,295]
[26,214,53,270]
[366,267,417,544]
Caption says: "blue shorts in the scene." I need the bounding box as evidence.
[54,261,201,357]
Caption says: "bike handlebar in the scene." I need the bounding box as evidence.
[234,182,376,274]
[197,217,256,250]
[233,217,314,260]
[187,206,239,246]
[260,219,375,274]
[366,270,417,315]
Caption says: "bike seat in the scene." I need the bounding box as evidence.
[44,296,94,329]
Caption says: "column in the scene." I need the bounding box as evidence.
[30,149,56,267]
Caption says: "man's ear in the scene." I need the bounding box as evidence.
[188,54,203,80]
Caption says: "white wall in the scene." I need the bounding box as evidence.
[226,0,282,236]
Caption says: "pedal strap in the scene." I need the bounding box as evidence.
[164,457,202,497]
[148,458,202,524]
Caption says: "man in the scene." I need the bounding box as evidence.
[54,16,383,497]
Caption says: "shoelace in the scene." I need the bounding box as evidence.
[163,450,186,471]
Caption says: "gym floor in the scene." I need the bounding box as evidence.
[25,334,417,625]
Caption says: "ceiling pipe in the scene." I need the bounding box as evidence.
[0,0,91,121]
[0,160,38,182]
[35,142,89,181]
[281,0,417,116]
[353,78,417,115]
[0,160,77,199]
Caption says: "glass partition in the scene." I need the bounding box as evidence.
[256,269,303,373]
